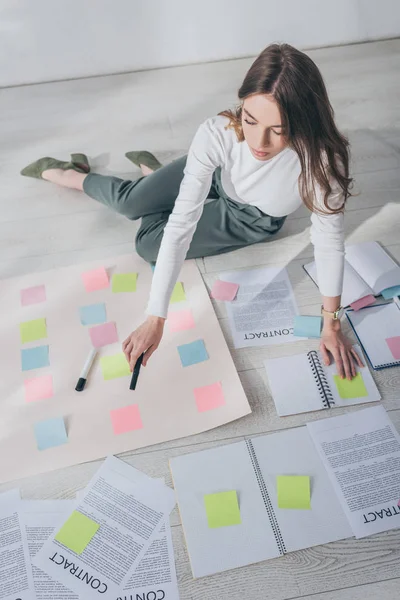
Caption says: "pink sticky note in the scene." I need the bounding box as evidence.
[386,336,400,360]
[168,309,196,333]
[110,405,143,435]
[81,267,109,292]
[210,279,239,301]
[350,295,376,311]
[194,382,226,413]
[89,322,118,348]
[24,375,53,403]
[21,285,46,306]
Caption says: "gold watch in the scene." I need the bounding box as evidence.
[321,305,344,320]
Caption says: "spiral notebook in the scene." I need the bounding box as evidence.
[346,302,400,370]
[263,345,380,416]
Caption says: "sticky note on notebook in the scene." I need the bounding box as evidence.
[79,303,107,325]
[100,353,131,380]
[55,511,99,554]
[110,404,143,435]
[333,372,368,399]
[194,382,225,412]
[168,309,195,333]
[20,284,46,306]
[204,491,241,528]
[20,318,47,344]
[381,285,400,299]
[170,282,186,303]
[277,475,311,510]
[81,267,109,292]
[24,375,53,403]
[350,294,376,311]
[112,273,137,293]
[177,339,209,367]
[34,417,68,451]
[210,279,239,301]
[21,345,49,371]
[293,315,321,338]
[386,336,400,360]
[89,322,118,348]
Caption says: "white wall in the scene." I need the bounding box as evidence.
[1,0,399,87]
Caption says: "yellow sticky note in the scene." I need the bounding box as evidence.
[112,273,137,293]
[101,353,131,380]
[204,490,241,528]
[170,282,186,304]
[333,372,368,399]
[277,475,311,510]
[20,318,47,344]
[55,511,99,554]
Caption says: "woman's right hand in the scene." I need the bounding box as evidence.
[122,316,165,370]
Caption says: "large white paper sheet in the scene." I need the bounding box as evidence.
[307,406,400,538]
[0,490,35,600]
[221,267,302,348]
[33,457,175,599]
[0,255,250,483]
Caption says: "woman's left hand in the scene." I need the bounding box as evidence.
[320,321,364,380]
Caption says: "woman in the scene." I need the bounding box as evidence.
[21,43,363,380]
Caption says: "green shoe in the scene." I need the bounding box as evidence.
[21,153,90,179]
[125,151,162,172]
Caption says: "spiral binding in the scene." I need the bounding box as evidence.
[375,361,400,369]
[307,350,335,409]
[245,439,286,556]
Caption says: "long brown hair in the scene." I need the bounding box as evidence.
[219,43,352,214]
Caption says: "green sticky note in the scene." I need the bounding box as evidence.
[333,372,368,399]
[55,511,99,554]
[277,475,311,510]
[204,490,241,528]
[20,318,47,344]
[101,353,131,380]
[112,273,137,293]
[170,282,186,304]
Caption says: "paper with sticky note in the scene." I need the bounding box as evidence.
[168,309,195,333]
[110,404,143,435]
[333,372,368,399]
[177,339,209,367]
[204,490,241,528]
[34,417,68,451]
[350,294,376,311]
[381,285,400,299]
[89,322,118,348]
[210,279,239,301]
[100,353,131,380]
[20,284,46,306]
[112,273,137,293]
[24,375,53,403]
[386,336,400,360]
[277,475,311,509]
[20,318,47,344]
[293,315,322,338]
[79,303,107,325]
[55,510,99,554]
[170,282,186,303]
[194,382,225,412]
[21,345,49,371]
[81,267,109,292]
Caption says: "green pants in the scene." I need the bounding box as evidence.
[83,156,286,262]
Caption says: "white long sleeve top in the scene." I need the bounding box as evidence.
[147,115,345,317]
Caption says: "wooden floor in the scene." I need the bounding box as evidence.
[1,39,400,599]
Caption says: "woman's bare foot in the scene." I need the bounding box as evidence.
[41,168,87,191]
[140,164,154,177]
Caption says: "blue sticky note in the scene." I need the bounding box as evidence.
[21,345,50,371]
[293,315,322,338]
[79,303,107,325]
[177,339,209,367]
[150,263,156,272]
[381,285,400,299]
[34,417,68,451]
